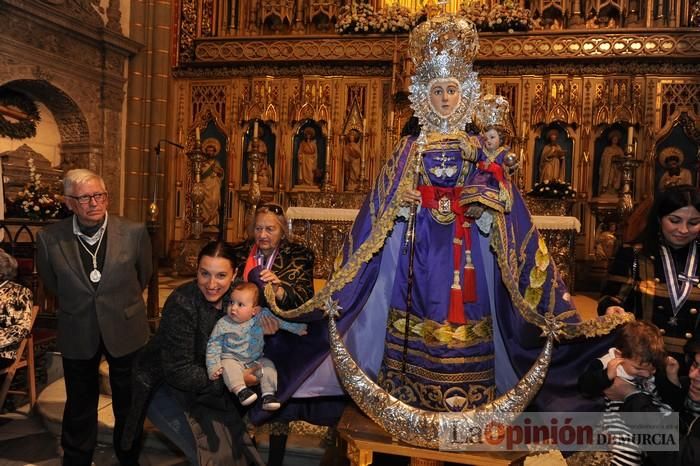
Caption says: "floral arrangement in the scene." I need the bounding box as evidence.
[460,0,533,32]
[335,1,533,34]
[335,1,377,33]
[336,1,418,34]
[5,157,70,221]
[527,179,577,199]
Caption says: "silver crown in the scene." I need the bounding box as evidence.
[408,14,481,135]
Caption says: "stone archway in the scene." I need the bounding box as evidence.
[2,79,91,170]
[0,0,141,215]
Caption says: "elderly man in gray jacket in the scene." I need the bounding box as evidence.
[37,169,152,466]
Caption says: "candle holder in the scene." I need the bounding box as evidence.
[516,123,529,192]
[615,143,642,216]
[187,137,206,239]
[321,129,336,193]
[247,134,263,209]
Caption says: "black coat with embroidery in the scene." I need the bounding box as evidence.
[598,244,700,347]
[230,239,315,311]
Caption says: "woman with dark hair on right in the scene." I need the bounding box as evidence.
[599,185,700,360]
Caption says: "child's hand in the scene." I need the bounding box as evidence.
[210,367,224,380]
[606,357,625,381]
[300,325,308,336]
[604,375,638,400]
[665,356,681,387]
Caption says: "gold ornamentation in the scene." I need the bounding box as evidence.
[190,32,700,65]
[387,308,493,348]
[379,367,496,412]
[195,37,398,63]
[327,313,555,449]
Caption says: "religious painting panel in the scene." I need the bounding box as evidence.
[533,124,573,185]
[200,120,228,235]
[593,124,631,199]
[293,119,326,189]
[242,119,276,189]
[655,124,698,193]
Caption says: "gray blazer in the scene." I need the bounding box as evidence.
[37,215,153,359]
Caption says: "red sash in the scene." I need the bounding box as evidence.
[417,186,476,324]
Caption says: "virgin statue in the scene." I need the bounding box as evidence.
[249,12,629,443]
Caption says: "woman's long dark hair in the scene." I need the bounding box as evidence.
[197,240,237,268]
[641,185,700,252]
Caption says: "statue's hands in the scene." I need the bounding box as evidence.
[402,189,422,206]
[459,140,477,161]
[466,204,484,219]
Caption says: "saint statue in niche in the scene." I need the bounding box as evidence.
[200,138,225,229]
[538,129,567,183]
[343,129,362,191]
[297,126,318,186]
[658,146,693,191]
[598,130,624,196]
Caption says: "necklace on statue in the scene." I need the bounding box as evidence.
[659,242,699,326]
[77,231,105,283]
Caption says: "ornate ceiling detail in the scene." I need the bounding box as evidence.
[192,31,700,65]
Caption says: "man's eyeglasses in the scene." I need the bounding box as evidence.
[256,204,284,216]
[67,192,108,205]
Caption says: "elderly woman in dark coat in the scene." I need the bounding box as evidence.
[230,203,319,466]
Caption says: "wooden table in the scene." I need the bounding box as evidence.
[336,405,529,466]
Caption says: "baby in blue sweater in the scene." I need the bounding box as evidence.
[206,281,307,410]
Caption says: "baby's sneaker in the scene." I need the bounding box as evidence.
[237,388,258,406]
[262,394,281,411]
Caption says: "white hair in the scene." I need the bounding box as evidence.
[63,169,106,195]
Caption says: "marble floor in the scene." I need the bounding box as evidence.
[0,407,188,466]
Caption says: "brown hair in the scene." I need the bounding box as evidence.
[615,320,666,370]
[232,281,260,307]
[483,125,510,147]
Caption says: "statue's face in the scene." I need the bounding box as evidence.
[428,79,461,117]
[483,128,500,150]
